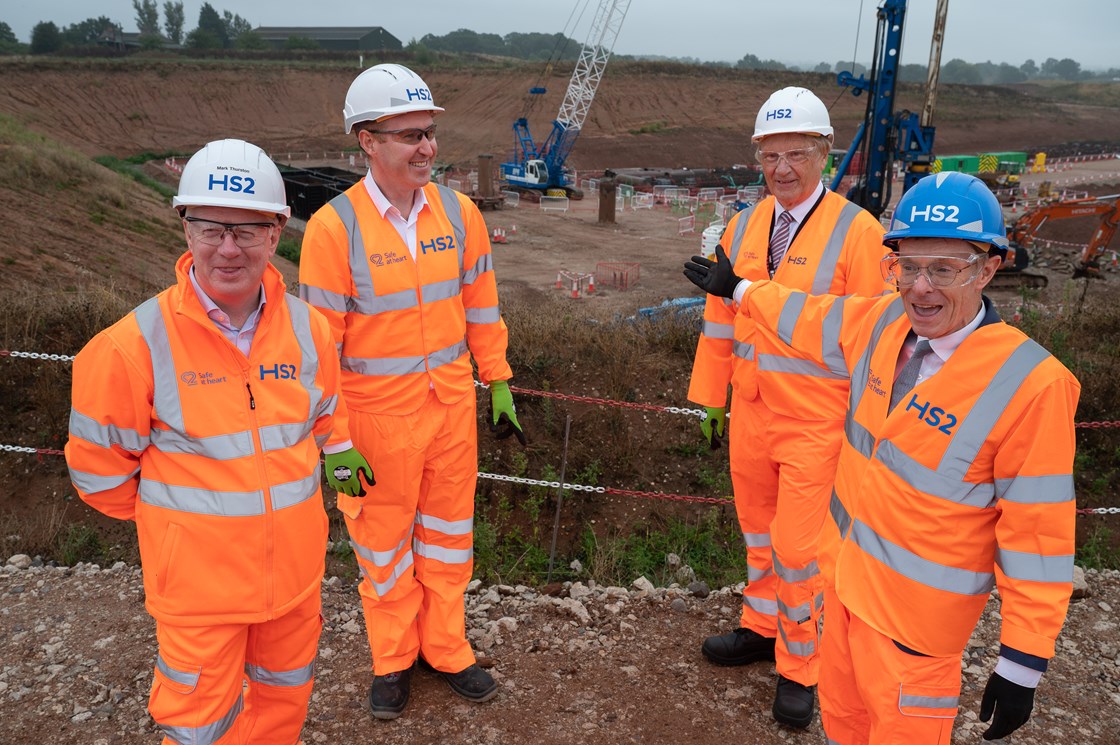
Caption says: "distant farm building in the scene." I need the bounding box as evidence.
[252,26,402,52]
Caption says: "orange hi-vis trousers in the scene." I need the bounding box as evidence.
[819,587,960,744]
[150,591,321,745]
[731,396,841,687]
[341,388,478,676]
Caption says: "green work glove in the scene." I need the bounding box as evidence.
[489,380,527,446]
[700,406,726,450]
[324,448,375,497]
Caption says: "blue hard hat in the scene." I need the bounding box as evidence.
[884,172,1008,257]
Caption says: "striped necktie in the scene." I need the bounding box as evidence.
[768,211,794,277]
[889,339,934,412]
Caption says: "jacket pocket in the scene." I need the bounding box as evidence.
[154,522,182,595]
[153,650,201,696]
[897,683,959,719]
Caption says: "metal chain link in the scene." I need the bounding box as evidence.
[1078,507,1120,515]
[478,471,606,493]
[0,350,76,362]
[1,444,65,456]
[472,379,705,418]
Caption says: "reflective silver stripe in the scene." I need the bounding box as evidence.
[360,287,420,316]
[847,296,906,417]
[327,193,376,315]
[758,354,847,379]
[68,409,149,452]
[140,478,266,517]
[995,474,1075,504]
[413,539,473,565]
[777,618,816,657]
[776,291,806,346]
[733,341,755,361]
[933,339,1050,478]
[157,654,199,688]
[315,433,329,449]
[317,394,339,419]
[821,296,849,377]
[702,320,734,340]
[435,184,467,272]
[845,417,876,458]
[810,201,862,295]
[996,547,1074,583]
[747,565,773,582]
[246,660,315,687]
[462,253,493,285]
[777,596,811,624]
[342,339,467,377]
[286,295,324,433]
[422,277,461,304]
[726,203,758,265]
[417,512,473,536]
[849,518,994,595]
[270,471,320,511]
[351,535,410,567]
[69,467,138,493]
[257,422,312,453]
[830,489,852,538]
[875,440,997,509]
[899,693,959,711]
[150,428,255,460]
[300,283,350,313]
[743,595,778,616]
[773,553,820,584]
[814,591,824,613]
[134,297,183,431]
[159,692,242,745]
[466,306,501,324]
[744,531,770,548]
[827,739,845,745]
[357,549,415,596]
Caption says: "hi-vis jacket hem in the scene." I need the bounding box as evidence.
[65,253,349,626]
[741,285,1080,660]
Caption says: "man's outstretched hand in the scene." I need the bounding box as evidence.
[683,244,742,299]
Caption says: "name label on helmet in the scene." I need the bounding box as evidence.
[208,173,256,195]
[908,204,959,223]
[420,235,455,255]
[765,108,793,121]
[406,87,433,102]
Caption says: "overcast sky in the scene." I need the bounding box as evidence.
[6,1,1118,71]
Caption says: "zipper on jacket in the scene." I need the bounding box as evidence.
[243,369,275,615]
[246,382,256,410]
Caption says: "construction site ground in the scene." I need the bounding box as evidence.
[0,58,1119,744]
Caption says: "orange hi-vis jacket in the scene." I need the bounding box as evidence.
[65,253,350,626]
[298,181,512,416]
[688,190,886,419]
[740,282,1080,663]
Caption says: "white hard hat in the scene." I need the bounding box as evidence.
[172,139,290,217]
[752,87,834,142]
[343,63,445,134]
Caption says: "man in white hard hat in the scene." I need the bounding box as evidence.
[65,138,372,744]
[687,87,887,728]
[299,64,524,720]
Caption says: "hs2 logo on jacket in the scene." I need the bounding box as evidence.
[903,395,958,435]
[259,364,298,381]
[420,235,456,255]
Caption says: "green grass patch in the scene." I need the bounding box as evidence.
[93,155,176,199]
[1076,526,1120,571]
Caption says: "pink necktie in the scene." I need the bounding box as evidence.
[769,211,794,277]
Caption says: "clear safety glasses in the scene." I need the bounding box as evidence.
[184,217,276,249]
[367,124,438,145]
[754,146,818,167]
[880,253,986,288]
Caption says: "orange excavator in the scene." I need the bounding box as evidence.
[998,194,1120,287]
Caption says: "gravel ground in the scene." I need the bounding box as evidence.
[1,556,1118,745]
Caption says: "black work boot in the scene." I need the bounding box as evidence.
[368,666,412,720]
[700,627,777,666]
[439,663,498,702]
[773,674,816,729]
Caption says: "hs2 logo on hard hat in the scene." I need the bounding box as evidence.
[909,205,959,223]
[406,88,433,102]
[765,108,793,121]
[904,395,958,435]
[420,235,456,255]
[208,173,256,195]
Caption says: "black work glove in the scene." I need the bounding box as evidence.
[683,244,743,299]
[979,672,1035,740]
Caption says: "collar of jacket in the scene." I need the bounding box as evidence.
[171,250,287,324]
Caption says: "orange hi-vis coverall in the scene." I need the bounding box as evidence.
[687,190,885,686]
[738,283,1080,744]
[299,180,512,676]
[65,253,351,745]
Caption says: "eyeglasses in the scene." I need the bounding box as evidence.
[366,124,437,145]
[754,147,818,167]
[880,254,986,288]
[184,217,276,248]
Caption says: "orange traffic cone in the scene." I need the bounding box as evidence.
[570,279,580,299]
[587,274,596,294]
